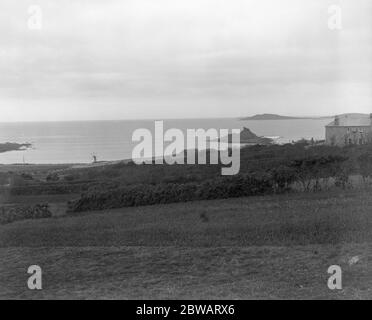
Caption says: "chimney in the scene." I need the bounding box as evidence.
[334,115,340,126]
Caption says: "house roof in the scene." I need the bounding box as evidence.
[326,113,371,127]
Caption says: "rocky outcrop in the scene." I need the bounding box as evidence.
[0,142,31,153]
[221,127,273,145]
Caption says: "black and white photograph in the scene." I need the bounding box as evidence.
[0,0,372,303]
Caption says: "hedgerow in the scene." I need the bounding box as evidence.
[68,173,274,212]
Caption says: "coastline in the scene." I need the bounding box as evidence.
[0,142,31,154]
[0,137,318,170]
[0,118,329,164]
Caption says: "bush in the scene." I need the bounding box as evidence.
[334,170,352,189]
[357,151,372,182]
[46,173,60,182]
[68,174,275,213]
[63,174,75,182]
[270,165,297,193]
[0,204,52,225]
[288,155,348,191]
[21,173,33,180]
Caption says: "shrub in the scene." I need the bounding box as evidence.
[288,155,348,191]
[68,174,275,213]
[63,174,75,182]
[0,204,52,225]
[270,165,297,193]
[334,170,352,189]
[357,152,372,182]
[21,173,33,180]
[46,173,59,182]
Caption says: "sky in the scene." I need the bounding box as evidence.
[0,0,371,121]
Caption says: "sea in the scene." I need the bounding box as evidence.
[0,118,331,164]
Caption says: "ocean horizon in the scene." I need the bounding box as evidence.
[0,118,331,164]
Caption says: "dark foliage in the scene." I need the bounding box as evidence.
[68,173,274,212]
[0,204,52,225]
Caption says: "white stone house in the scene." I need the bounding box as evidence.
[325,113,372,146]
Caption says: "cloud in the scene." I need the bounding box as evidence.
[0,0,371,120]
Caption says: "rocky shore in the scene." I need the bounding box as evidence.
[0,142,31,154]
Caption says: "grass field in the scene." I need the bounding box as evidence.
[1,189,372,299]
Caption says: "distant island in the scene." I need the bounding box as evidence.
[240,114,332,120]
[0,142,31,154]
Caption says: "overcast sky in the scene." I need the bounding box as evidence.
[0,0,371,121]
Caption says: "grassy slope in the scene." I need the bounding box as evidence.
[1,189,372,299]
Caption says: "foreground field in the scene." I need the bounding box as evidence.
[1,244,371,299]
[0,189,372,299]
